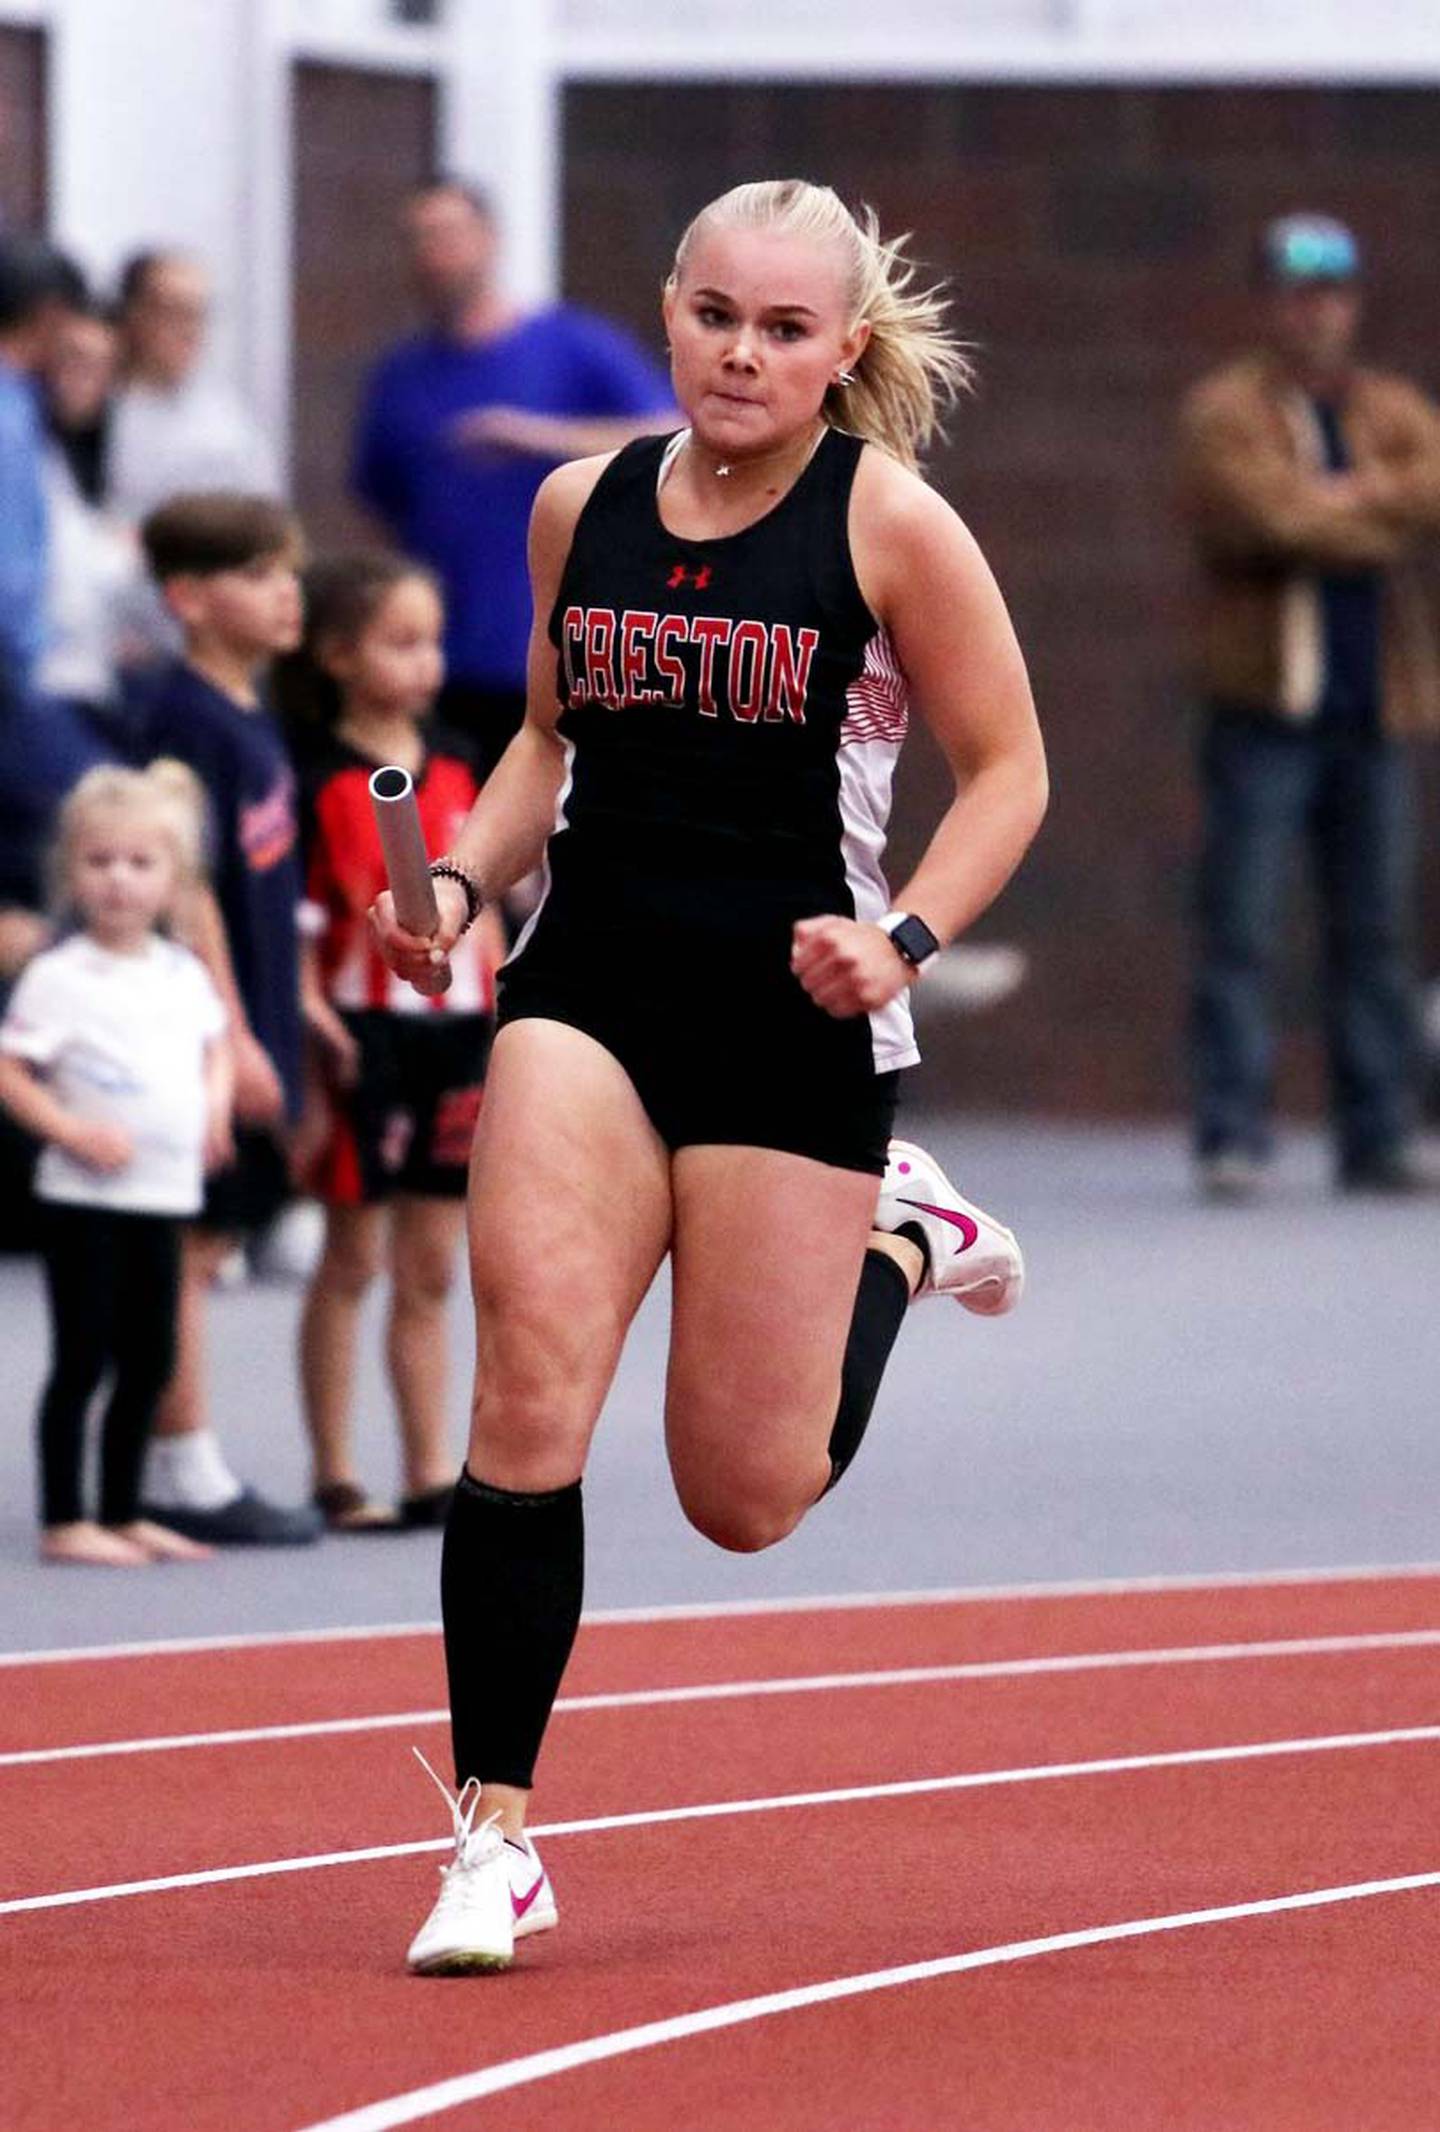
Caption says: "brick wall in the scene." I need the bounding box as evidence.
[561,82,1440,1114]
[291,62,437,547]
[0,27,46,230]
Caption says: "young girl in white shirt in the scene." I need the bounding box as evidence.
[0,762,234,1565]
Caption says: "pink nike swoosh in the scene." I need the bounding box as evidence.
[898,1196,979,1253]
[512,1872,546,1920]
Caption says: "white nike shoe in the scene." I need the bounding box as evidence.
[406,1753,515,1974]
[504,1828,558,1940]
[875,1138,1025,1315]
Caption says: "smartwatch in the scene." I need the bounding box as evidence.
[878,911,940,972]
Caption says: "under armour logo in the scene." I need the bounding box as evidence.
[667,563,712,590]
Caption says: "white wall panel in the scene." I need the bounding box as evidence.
[48,0,252,376]
[558,0,1440,74]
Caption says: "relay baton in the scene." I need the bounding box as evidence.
[368,765,451,997]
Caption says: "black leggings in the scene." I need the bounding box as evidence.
[36,1203,181,1526]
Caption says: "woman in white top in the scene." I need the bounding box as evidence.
[0,763,233,1565]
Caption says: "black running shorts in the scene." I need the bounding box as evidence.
[498,933,899,1177]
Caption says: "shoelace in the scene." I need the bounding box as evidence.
[413,1747,503,1876]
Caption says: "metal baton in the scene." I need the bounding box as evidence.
[368,764,451,997]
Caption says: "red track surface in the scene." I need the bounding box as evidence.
[5,1572,1440,2131]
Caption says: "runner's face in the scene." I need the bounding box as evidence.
[664,226,869,462]
[331,577,445,720]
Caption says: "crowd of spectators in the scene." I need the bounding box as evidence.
[0,179,676,1560]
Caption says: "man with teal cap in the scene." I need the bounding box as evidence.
[1178,212,1440,1197]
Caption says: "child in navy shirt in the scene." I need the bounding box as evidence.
[129,491,319,1545]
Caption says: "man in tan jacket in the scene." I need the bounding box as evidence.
[1178,213,1440,1196]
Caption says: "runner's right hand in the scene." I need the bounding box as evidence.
[368,876,469,995]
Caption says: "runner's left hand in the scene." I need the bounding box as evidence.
[791,915,915,1018]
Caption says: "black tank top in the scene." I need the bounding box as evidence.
[521,426,920,1068]
[551,424,912,891]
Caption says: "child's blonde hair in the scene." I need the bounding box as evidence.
[667,178,973,471]
[51,761,206,926]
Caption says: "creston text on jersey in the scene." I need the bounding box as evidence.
[558,604,819,724]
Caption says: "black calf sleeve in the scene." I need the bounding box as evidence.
[825,1248,911,1493]
[440,1466,585,1790]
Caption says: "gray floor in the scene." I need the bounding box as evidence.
[3,1117,1437,1657]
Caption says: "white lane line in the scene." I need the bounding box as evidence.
[5,1722,1439,1918]
[7,1558,1440,1667]
[0,1709,447,1769]
[8,1627,1440,1771]
[289,1867,1440,2131]
[0,1622,439,1669]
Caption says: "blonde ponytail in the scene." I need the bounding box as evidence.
[668,179,972,470]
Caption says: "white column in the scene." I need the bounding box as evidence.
[236,0,294,482]
[47,0,253,376]
[442,0,559,307]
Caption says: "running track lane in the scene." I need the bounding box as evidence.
[9,1570,1440,1751]
[6,1741,1440,2130]
[322,1885,1440,2132]
[5,1581,1440,2131]
[5,1641,1440,1899]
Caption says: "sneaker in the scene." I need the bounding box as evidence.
[1338,1145,1440,1196]
[407,1753,515,1975]
[136,1486,323,1547]
[875,1139,1024,1314]
[249,1198,326,1283]
[505,1827,558,1940]
[1197,1150,1266,1203]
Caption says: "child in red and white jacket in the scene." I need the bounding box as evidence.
[279,553,505,1532]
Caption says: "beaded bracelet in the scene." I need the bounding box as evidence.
[427,858,484,935]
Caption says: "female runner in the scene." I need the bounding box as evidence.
[372,178,1049,1972]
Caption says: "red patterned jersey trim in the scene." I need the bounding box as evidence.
[840,626,909,748]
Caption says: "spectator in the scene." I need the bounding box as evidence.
[0,763,229,1566]
[131,491,320,1544]
[0,240,110,1250]
[351,176,675,776]
[0,237,110,915]
[0,234,71,708]
[1178,213,1440,1198]
[44,295,115,504]
[274,552,505,1531]
[39,299,141,723]
[108,251,280,522]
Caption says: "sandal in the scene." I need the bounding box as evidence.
[314,1481,401,1533]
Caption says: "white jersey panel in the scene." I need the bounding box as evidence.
[840,625,918,1071]
[506,737,578,968]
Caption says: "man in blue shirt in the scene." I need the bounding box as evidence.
[0,238,56,704]
[0,238,103,908]
[352,177,675,775]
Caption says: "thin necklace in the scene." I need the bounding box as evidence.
[690,421,827,486]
